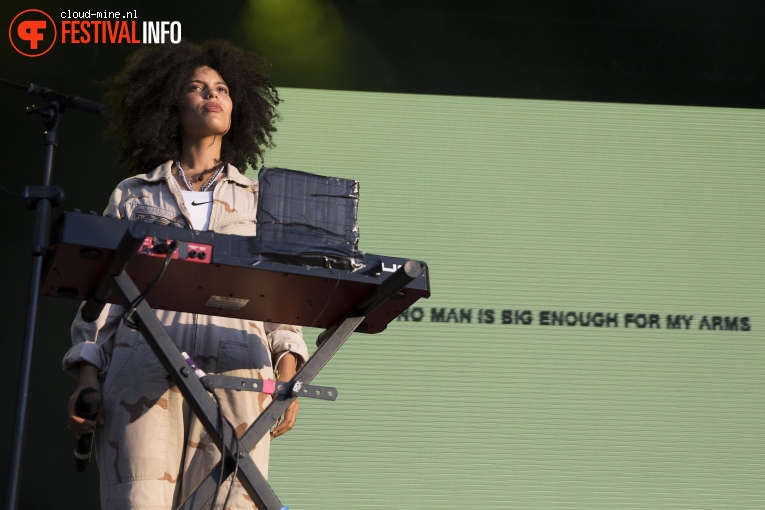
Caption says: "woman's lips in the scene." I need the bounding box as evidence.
[203,102,222,112]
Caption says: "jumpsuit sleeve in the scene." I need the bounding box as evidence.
[63,303,125,379]
[266,322,309,369]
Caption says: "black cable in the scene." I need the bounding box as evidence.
[208,388,241,509]
[121,240,239,506]
[220,437,241,509]
[122,241,178,328]
[0,183,23,198]
[113,237,240,504]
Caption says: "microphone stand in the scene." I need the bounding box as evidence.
[1,79,106,510]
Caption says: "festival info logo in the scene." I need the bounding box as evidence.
[10,9,182,57]
[10,9,57,57]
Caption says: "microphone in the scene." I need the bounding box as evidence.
[74,387,101,472]
[0,80,108,116]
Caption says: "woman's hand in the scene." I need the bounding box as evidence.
[67,363,104,438]
[270,399,300,440]
[271,352,299,440]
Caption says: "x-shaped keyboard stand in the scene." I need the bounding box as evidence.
[87,221,423,509]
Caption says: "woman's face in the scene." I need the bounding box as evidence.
[178,66,233,141]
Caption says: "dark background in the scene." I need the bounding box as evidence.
[1,1,763,507]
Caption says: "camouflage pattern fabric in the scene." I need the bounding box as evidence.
[63,162,309,509]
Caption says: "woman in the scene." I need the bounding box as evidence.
[63,40,309,509]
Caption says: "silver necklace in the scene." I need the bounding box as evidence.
[175,161,224,192]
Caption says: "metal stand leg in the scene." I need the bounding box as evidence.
[111,270,285,509]
[179,261,423,509]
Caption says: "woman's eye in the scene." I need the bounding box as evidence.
[218,87,228,94]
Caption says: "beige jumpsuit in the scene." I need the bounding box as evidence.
[63,161,309,509]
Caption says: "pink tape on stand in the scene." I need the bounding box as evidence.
[262,379,276,394]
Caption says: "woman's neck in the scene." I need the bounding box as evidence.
[179,135,224,173]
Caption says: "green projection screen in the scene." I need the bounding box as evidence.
[255,89,764,509]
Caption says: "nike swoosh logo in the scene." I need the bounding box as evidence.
[191,200,212,206]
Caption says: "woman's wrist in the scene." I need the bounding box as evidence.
[275,352,297,381]
[77,362,100,388]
